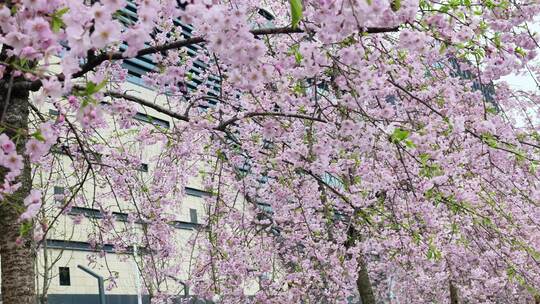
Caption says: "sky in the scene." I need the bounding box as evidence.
[500,21,540,92]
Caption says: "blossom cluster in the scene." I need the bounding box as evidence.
[2,0,540,303]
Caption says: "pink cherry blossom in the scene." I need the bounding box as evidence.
[2,0,540,302]
[25,139,48,162]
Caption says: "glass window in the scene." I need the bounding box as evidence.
[54,186,65,202]
[59,267,71,286]
[189,209,198,224]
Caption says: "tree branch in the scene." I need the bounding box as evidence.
[101,89,190,122]
[215,112,327,131]
[96,88,326,133]
[12,26,399,92]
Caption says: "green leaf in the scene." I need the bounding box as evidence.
[493,33,502,49]
[289,44,303,64]
[427,240,442,261]
[55,7,69,16]
[390,128,410,142]
[529,160,539,174]
[419,153,431,165]
[486,106,498,114]
[84,78,108,96]
[404,139,416,148]
[481,133,498,148]
[289,0,303,28]
[294,48,303,64]
[293,81,306,95]
[439,42,448,54]
[391,0,401,11]
[20,221,33,235]
[32,130,46,142]
[51,7,69,33]
[412,231,421,244]
[506,266,516,279]
[515,47,526,57]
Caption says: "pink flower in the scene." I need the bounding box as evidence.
[92,3,110,23]
[20,46,41,60]
[4,152,23,172]
[20,190,42,221]
[20,203,41,221]
[24,189,41,207]
[122,26,149,57]
[25,139,48,162]
[23,0,47,11]
[0,134,16,154]
[26,17,52,41]
[41,78,63,99]
[3,32,29,54]
[91,20,121,49]
[39,122,57,145]
[101,0,125,11]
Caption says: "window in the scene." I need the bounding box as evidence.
[49,109,59,116]
[133,112,170,129]
[53,186,65,202]
[59,267,71,286]
[185,187,210,197]
[189,208,198,224]
[137,163,149,172]
[117,1,220,95]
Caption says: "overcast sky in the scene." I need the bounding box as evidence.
[500,21,540,92]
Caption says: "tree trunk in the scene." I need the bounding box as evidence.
[357,256,376,304]
[345,225,376,304]
[449,281,459,304]
[0,82,36,303]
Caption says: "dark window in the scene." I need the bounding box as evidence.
[54,186,65,202]
[54,186,64,194]
[59,267,70,286]
[137,163,149,172]
[116,1,221,95]
[133,112,170,129]
[185,187,210,197]
[49,109,60,116]
[189,209,198,224]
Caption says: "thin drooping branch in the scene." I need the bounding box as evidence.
[12,26,399,92]
[101,89,190,122]
[215,112,327,131]
[389,79,540,161]
[101,89,326,131]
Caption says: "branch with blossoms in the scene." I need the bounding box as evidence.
[98,88,327,129]
[11,26,399,92]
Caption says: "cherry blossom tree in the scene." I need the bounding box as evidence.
[2,0,540,303]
